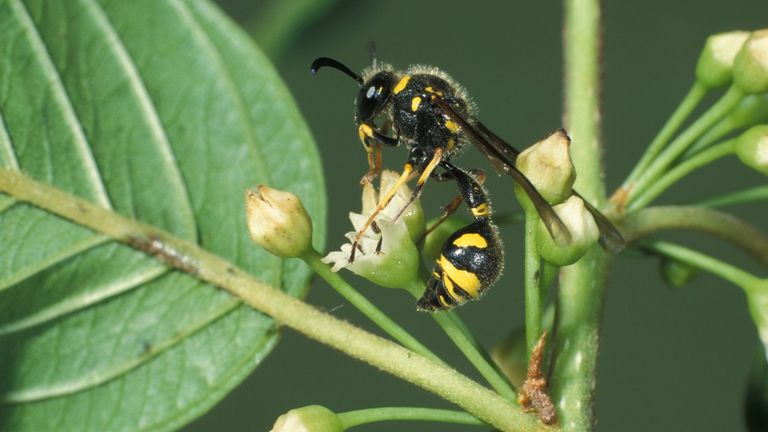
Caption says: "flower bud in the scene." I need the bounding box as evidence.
[322,170,421,288]
[245,186,313,258]
[270,405,343,432]
[660,256,699,288]
[515,129,575,210]
[734,30,768,94]
[745,279,768,353]
[725,94,768,129]
[696,31,750,88]
[536,196,599,266]
[735,125,768,175]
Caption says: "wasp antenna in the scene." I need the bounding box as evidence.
[367,41,378,68]
[310,57,363,85]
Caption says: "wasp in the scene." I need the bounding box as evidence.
[311,47,623,310]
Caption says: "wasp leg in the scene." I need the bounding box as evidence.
[358,122,398,184]
[349,162,414,262]
[419,169,487,243]
[417,163,503,311]
[392,147,444,222]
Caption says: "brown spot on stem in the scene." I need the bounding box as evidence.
[518,331,557,425]
[126,234,199,275]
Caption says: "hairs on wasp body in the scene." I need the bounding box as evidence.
[311,47,624,310]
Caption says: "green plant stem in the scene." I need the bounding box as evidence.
[627,139,736,211]
[0,168,547,432]
[553,1,612,430]
[695,185,768,208]
[624,82,708,186]
[301,249,441,364]
[641,240,762,289]
[524,211,542,357]
[619,205,768,268]
[338,407,485,429]
[628,85,744,201]
[406,281,518,402]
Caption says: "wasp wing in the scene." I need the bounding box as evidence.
[434,100,571,246]
[476,120,625,252]
[436,99,625,253]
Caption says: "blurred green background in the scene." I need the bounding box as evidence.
[187,1,766,431]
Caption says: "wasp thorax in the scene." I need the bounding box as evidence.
[356,72,395,122]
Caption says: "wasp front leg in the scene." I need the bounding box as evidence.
[357,121,398,185]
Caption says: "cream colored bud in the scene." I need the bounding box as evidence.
[516,129,576,207]
[735,125,768,175]
[536,196,599,266]
[245,185,313,258]
[696,31,750,88]
[270,405,343,432]
[734,30,768,94]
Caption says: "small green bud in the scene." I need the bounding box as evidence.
[735,125,768,175]
[270,405,343,432]
[536,195,599,266]
[696,31,750,88]
[323,170,421,288]
[745,280,768,352]
[246,186,313,258]
[734,30,768,94]
[660,256,699,288]
[725,94,768,128]
[515,129,575,210]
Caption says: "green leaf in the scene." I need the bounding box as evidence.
[0,0,326,430]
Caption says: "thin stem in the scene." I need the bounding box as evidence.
[554,1,611,430]
[406,281,518,402]
[695,185,768,208]
[0,168,547,432]
[629,85,744,201]
[524,211,542,357]
[641,240,762,289]
[338,407,485,429]
[301,250,442,364]
[627,139,736,211]
[619,205,768,268]
[624,82,708,186]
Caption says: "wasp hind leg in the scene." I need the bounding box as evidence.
[417,164,503,311]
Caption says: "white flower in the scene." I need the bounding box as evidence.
[322,170,423,288]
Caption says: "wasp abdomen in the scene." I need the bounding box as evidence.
[417,219,503,311]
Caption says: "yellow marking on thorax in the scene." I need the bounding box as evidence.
[446,138,456,151]
[411,96,422,112]
[438,294,451,308]
[452,233,488,248]
[425,86,444,96]
[444,120,460,133]
[439,255,482,297]
[471,203,489,217]
[393,75,411,94]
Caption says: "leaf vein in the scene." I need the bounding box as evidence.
[11,0,112,208]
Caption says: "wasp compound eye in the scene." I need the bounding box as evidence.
[356,74,392,122]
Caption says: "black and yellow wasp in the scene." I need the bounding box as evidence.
[311,48,623,311]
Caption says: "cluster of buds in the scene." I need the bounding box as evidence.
[515,130,600,266]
